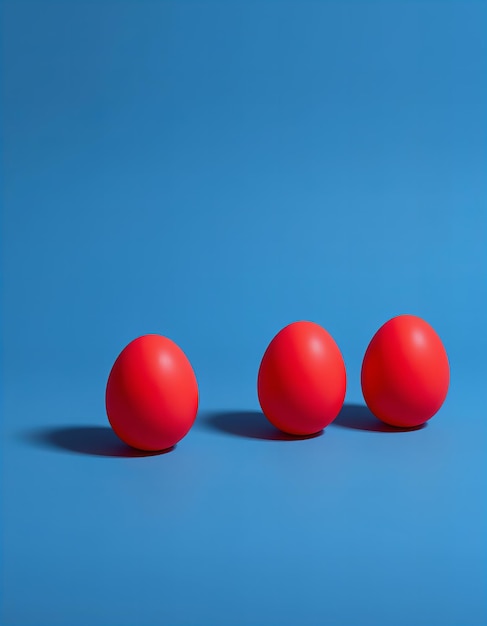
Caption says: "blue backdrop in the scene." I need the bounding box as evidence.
[2,1,486,625]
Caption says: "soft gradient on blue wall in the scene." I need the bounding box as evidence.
[2,2,486,625]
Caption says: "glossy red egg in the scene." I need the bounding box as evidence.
[361,315,450,428]
[257,321,346,435]
[106,334,198,451]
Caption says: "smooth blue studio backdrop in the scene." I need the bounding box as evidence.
[2,2,486,626]
[2,0,485,395]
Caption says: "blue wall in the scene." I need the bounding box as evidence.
[3,0,485,403]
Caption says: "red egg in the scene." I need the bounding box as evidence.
[257,321,347,435]
[106,334,198,451]
[361,315,450,428]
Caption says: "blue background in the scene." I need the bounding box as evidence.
[1,1,486,625]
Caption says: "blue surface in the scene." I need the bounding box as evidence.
[1,1,486,625]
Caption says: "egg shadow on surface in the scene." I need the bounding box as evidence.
[200,410,323,441]
[22,426,174,457]
[332,404,427,432]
